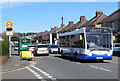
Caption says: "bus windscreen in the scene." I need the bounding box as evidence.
[21,39,30,43]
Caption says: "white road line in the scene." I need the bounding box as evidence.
[25,67,44,80]
[31,65,56,80]
[89,65,111,72]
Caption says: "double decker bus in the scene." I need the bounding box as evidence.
[59,27,113,61]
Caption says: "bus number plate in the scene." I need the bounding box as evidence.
[96,57,103,59]
[22,45,27,47]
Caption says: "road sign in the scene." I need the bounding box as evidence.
[6,21,13,28]
[6,21,14,36]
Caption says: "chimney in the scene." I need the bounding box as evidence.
[44,30,48,32]
[96,10,103,16]
[51,28,54,31]
[80,16,86,22]
[61,24,65,27]
[68,21,74,25]
[54,26,58,29]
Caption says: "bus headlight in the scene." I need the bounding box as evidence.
[86,50,92,56]
[108,52,112,56]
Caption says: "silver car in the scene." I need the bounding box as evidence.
[49,45,59,54]
[35,44,49,56]
[27,45,36,51]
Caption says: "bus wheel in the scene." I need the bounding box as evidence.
[61,50,65,57]
[74,52,77,61]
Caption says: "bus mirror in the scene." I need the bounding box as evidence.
[79,35,83,40]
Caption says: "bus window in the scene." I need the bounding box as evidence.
[73,34,85,48]
[21,39,30,43]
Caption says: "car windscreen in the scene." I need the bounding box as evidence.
[60,45,67,47]
[37,45,49,48]
[28,45,35,47]
[50,45,58,48]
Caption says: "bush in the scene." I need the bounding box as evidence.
[0,40,9,56]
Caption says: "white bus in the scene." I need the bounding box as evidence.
[59,27,113,61]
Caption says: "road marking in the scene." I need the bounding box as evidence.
[89,65,111,72]
[104,60,118,64]
[25,67,44,80]
[0,61,36,74]
[31,65,56,81]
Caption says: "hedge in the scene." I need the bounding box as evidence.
[0,40,9,56]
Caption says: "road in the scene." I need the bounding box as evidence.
[2,53,119,81]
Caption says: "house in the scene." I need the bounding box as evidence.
[98,9,120,42]
[81,10,107,27]
[60,21,74,33]
[67,16,88,32]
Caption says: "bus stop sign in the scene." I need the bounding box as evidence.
[6,21,14,36]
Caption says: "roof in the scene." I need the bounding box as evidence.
[49,26,59,33]
[35,30,50,37]
[81,10,107,27]
[56,24,65,33]
[99,9,120,23]
[67,19,88,31]
[61,21,74,33]
[59,28,84,36]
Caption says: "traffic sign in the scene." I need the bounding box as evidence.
[6,21,14,36]
[6,21,13,28]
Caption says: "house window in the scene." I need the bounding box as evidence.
[111,21,115,30]
[118,20,120,31]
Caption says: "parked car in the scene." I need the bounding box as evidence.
[14,43,19,50]
[58,45,67,54]
[35,44,49,56]
[27,44,36,54]
[113,43,120,56]
[49,45,59,54]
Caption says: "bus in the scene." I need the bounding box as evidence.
[58,27,113,61]
[19,38,32,51]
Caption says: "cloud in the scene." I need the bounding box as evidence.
[1,0,120,2]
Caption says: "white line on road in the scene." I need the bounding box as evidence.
[31,65,56,81]
[89,65,111,72]
[25,67,44,80]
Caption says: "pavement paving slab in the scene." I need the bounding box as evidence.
[1,56,30,72]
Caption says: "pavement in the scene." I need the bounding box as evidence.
[0,55,31,73]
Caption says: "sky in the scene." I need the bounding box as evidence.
[1,0,119,33]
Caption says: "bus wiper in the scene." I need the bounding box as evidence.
[90,48,109,51]
[90,49,97,51]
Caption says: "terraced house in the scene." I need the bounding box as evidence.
[98,9,120,43]
[34,10,119,44]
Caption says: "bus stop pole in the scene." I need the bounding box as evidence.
[9,36,11,58]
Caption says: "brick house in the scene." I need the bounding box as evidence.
[81,10,107,27]
[60,21,74,33]
[67,16,88,32]
[98,9,120,42]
